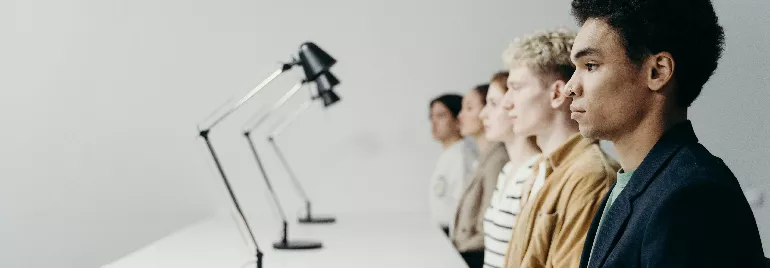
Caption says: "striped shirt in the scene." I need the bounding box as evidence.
[482,155,541,268]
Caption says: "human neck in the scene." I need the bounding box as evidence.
[612,108,687,171]
[536,115,579,156]
[442,136,462,149]
[504,135,540,169]
[473,133,490,154]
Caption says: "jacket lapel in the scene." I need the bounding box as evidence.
[579,191,610,268]
[588,184,634,268]
[588,121,699,268]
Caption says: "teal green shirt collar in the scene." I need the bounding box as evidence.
[616,169,635,188]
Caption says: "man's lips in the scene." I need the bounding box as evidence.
[570,105,586,113]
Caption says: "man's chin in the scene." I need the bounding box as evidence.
[578,124,604,140]
[513,128,536,138]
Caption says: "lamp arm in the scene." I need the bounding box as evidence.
[243,81,304,133]
[268,100,314,137]
[200,63,294,132]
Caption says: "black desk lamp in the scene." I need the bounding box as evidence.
[242,78,326,250]
[266,73,341,225]
[197,42,335,265]
[241,72,338,249]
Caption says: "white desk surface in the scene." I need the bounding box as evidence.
[103,211,467,268]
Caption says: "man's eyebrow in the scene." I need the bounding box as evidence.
[572,47,601,61]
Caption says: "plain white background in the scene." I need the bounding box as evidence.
[1,0,768,267]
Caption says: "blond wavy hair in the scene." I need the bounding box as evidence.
[503,28,577,84]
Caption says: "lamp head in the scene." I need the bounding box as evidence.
[319,90,340,107]
[298,42,336,81]
[312,72,340,107]
[315,72,339,92]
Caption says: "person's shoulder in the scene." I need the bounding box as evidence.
[443,139,475,160]
[490,143,510,161]
[459,137,479,153]
[560,144,619,196]
[567,143,620,181]
[645,142,745,207]
[484,145,510,173]
[648,154,749,221]
[679,142,727,171]
[663,142,736,187]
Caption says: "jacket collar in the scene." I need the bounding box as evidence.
[541,133,598,177]
[619,120,698,200]
[586,120,699,268]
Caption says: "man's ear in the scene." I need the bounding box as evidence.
[647,52,675,92]
[550,80,568,108]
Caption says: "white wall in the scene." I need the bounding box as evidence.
[699,0,770,254]
[1,0,767,267]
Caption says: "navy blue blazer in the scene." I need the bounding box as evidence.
[579,121,765,268]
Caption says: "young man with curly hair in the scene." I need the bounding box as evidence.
[565,0,766,267]
[500,29,620,268]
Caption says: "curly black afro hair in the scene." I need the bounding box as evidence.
[571,0,725,107]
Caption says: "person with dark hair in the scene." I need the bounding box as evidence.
[565,0,765,267]
[428,93,478,236]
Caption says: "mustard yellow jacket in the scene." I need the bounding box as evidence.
[505,134,619,268]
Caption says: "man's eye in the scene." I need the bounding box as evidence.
[586,63,598,71]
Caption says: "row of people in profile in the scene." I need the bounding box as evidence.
[427,0,765,267]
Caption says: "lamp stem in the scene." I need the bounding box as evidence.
[282,221,289,244]
[199,130,263,262]
[256,251,263,268]
[244,132,289,222]
[267,136,311,204]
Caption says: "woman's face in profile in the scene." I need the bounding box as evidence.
[430,102,460,142]
[480,83,515,142]
[459,90,485,137]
